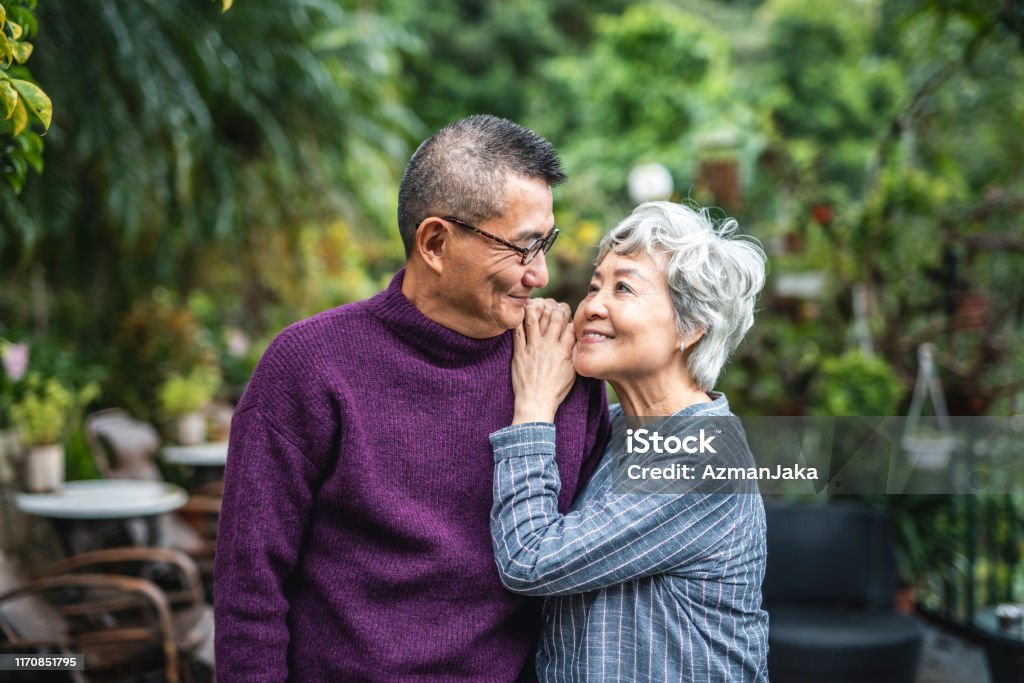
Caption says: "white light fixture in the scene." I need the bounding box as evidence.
[628,163,674,204]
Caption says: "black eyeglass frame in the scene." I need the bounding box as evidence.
[419,215,559,265]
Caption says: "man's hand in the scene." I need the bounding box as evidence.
[511,299,576,424]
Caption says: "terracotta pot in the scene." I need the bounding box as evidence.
[24,443,65,493]
[175,412,207,446]
[895,585,917,615]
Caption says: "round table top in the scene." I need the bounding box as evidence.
[161,441,229,467]
[975,605,1024,642]
[15,479,189,519]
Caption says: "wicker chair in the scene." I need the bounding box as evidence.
[35,546,214,681]
[0,551,180,682]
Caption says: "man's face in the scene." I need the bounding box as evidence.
[439,174,554,338]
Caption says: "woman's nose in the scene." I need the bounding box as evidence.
[581,291,608,319]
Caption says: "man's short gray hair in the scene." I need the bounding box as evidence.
[397,115,565,256]
[597,201,767,392]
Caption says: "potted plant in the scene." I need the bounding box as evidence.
[10,373,99,492]
[157,367,221,446]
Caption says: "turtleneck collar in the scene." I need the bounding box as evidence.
[368,268,511,366]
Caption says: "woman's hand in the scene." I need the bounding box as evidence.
[511,299,577,424]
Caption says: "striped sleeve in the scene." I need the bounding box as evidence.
[490,423,740,596]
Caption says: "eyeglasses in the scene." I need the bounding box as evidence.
[432,215,559,265]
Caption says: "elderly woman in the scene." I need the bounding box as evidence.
[490,201,769,681]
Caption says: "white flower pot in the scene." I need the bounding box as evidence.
[24,443,65,493]
[902,434,956,471]
[175,412,207,446]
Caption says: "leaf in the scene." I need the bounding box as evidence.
[221,0,233,13]
[12,41,32,64]
[0,77,16,118]
[7,19,22,40]
[12,97,27,135]
[0,5,5,32]
[0,31,11,67]
[9,7,36,38]
[10,79,50,130]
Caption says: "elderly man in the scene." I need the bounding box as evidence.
[214,115,610,681]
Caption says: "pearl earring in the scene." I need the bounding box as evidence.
[679,341,687,353]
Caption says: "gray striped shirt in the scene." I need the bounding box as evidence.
[490,393,769,682]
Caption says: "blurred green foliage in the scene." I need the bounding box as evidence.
[0,0,1021,425]
[810,351,905,416]
[529,3,741,223]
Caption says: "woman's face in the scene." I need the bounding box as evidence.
[573,251,681,384]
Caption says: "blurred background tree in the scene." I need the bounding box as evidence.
[1,0,419,417]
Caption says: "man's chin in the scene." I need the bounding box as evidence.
[503,304,528,328]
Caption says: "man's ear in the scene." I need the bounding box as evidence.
[413,217,452,275]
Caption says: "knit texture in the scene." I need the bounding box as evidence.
[214,269,610,682]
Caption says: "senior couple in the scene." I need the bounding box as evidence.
[215,115,769,682]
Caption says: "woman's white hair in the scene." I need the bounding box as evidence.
[596,201,767,392]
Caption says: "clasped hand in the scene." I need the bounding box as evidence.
[511,298,577,424]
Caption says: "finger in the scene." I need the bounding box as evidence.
[558,309,575,345]
[537,301,553,337]
[549,303,568,338]
[513,322,525,356]
[558,320,575,357]
[523,301,541,342]
[557,301,571,322]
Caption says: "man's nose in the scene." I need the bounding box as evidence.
[522,251,550,290]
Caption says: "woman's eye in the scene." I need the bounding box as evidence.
[616,282,633,293]
[587,283,599,293]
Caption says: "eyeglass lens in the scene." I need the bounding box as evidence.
[524,229,558,264]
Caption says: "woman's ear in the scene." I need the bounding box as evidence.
[679,328,705,353]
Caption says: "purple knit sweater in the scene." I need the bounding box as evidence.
[214,269,610,682]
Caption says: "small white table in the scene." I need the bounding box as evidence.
[161,442,229,468]
[16,480,188,519]
[15,480,189,554]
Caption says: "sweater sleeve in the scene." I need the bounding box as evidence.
[214,329,339,683]
[490,423,740,597]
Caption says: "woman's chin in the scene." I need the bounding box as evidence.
[573,358,608,381]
